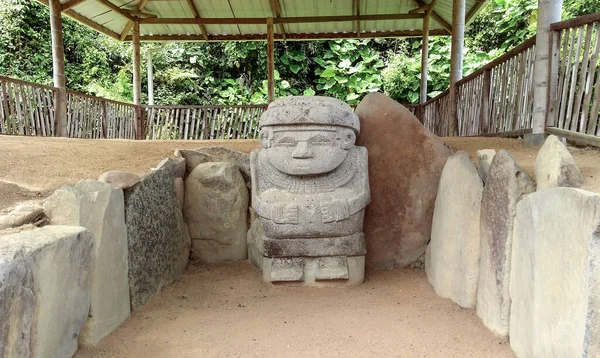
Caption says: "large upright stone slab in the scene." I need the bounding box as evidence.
[476,150,534,337]
[510,188,600,357]
[178,146,251,187]
[477,149,496,184]
[355,92,452,270]
[534,134,584,190]
[124,168,190,311]
[0,226,94,358]
[251,96,370,286]
[43,180,130,346]
[184,162,248,263]
[425,151,483,308]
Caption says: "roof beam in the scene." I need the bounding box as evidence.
[184,0,210,41]
[139,13,424,25]
[465,0,486,24]
[269,0,286,40]
[409,4,430,13]
[61,0,88,11]
[35,0,120,40]
[128,29,448,42]
[120,0,150,41]
[411,0,452,34]
[96,0,135,22]
[123,9,157,18]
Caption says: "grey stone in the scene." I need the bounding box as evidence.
[184,162,248,263]
[124,168,190,311]
[534,134,584,190]
[251,96,370,286]
[0,226,94,358]
[174,177,184,210]
[0,203,45,230]
[477,149,496,184]
[98,170,140,190]
[476,150,534,337]
[510,188,600,357]
[523,133,547,147]
[247,217,264,269]
[156,157,186,178]
[425,152,483,308]
[43,180,130,346]
[179,146,251,187]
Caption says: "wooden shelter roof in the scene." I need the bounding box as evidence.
[35,0,485,42]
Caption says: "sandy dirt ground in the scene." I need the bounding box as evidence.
[75,262,514,358]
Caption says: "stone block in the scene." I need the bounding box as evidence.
[174,177,184,210]
[0,226,94,358]
[247,217,264,269]
[178,146,251,187]
[0,203,45,230]
[355,92,452,270]
[98,170,140,190]
[477,149,496,184]
[155,157,186,178]
[510,188,600,357]
[476,150,534,337]
[184,162,248,263]
[43,180,130,346]
[425,152,483,308]
[124,168,190,311]
[534,134,584,190]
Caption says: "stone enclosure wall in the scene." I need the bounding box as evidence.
[425,134,600,357]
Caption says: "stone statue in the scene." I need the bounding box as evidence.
[250,96,370,286]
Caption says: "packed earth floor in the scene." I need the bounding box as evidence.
[2,135,600,357]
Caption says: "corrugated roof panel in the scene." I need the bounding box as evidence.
[198,0,240,35]
[281,0,354,35]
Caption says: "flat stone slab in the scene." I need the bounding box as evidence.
[425,151,483,308]
[534,134,584,190]
[476,150,534,337]
[124,168,190,311]
[184,162,248,263]
[0,226,94,358]
[355,92,452,270]
[43,180,130,346]
[510,188,600,357]
[178,146,251,188]
[98,170,140,190]
[0,203,45,230]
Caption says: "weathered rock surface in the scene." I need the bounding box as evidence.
[0,226,94,358]
[425,152,483,308]
[355,92,452,270]
[155,157,186,178]
[510,188,600,357]
[124,168,190,311]
[98,170,140,190]
[477,149,496,184]
[174,177,185,210]
[178,146,251,187]
[247,217,264,269]
[184,162,248,263]
[534,134,584,190]
[476,150,534,337]
[0,203,45,230]
[43,180,130,346]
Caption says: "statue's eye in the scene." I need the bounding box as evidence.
[310,135,332,145]
[275,137,296,146]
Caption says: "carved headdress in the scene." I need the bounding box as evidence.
[259,96,360,134]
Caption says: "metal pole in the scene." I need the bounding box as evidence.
[449,0,465,136]
[132,21,143,139]
[147,50,154,105]
[49,0,67,137]
[267,17,275,103]
[420,13,430,105]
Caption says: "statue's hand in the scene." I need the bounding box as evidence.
[271,203,298,224]
[320,199,350,223]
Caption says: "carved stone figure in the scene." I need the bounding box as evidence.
[250,96,370,286]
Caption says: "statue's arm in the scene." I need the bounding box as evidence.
[347,147,371,215]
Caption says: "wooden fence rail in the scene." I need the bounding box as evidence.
[144,105,267,140]
[0,76,56,136]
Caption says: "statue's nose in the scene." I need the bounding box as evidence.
[292,141,314,159]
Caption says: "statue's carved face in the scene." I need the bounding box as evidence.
[260,125,356,175]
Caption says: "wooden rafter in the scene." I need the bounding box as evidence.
[184,0,209,41]
[96,0,135,22]
[35,0,120,40]
[411,0,452,34]
[126,29,448,42]
[355,0,361,38]
[61,0,88,11]
[120,0,150,41]
[269,0,286,40]
[465,0,485,24]
[139,13,424,25]
[123,9,157,18]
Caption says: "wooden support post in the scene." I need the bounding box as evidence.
[49,0,67,137]
[420,13,430,105]
[267,17,275,103]
[449,0,465,136]
[480,69,492,134]
[132,21,143,139]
